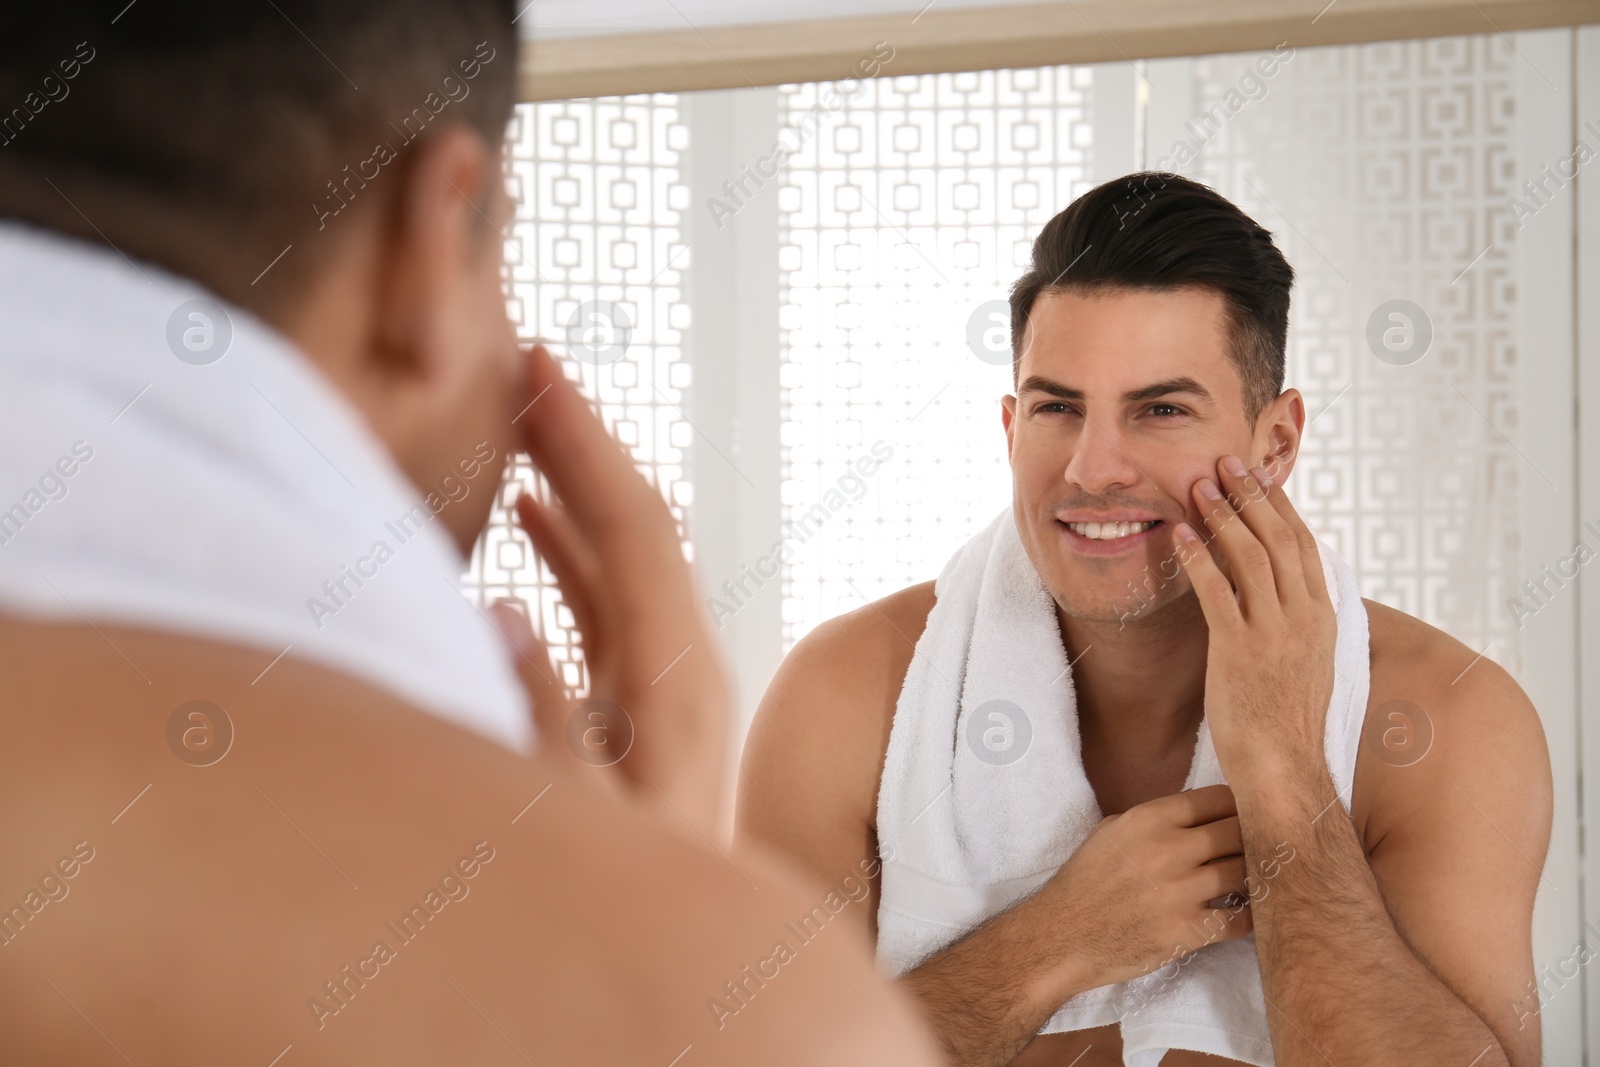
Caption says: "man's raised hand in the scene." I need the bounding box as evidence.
[489,343,731,832]
[1174,455,1336,785]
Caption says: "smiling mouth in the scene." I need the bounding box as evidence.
[1060,519,1163,541]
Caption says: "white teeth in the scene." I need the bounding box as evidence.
[1066,520,1156,540]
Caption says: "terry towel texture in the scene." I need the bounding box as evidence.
[0,222,532,754]
[875,504,1370,1066]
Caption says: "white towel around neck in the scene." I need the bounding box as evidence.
[875,504,1370,1066]
[0,221,532,753]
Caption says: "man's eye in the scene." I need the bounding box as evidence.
[1037,402,1074,414]
[1149,403,1186,418]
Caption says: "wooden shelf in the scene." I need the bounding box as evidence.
[518,0,1598,101]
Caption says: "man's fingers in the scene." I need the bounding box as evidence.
[488,599,637,809]
[1218,458,1308,607]
[1160,782,1238,827]
[489,598,570,744]
[514,343,699,665]
[1194,892,1254,946]
[509,344,730,829]
[516,345,682,570]
[1191,472,1278,621]
[1256,466,1332,605]
[1172,521,1244,633]
[515,344,657,531]
[514,493,605,672]
[1187,815,1243,863]
[1192,856,1248,903]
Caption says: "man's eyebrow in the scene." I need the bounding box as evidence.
[1016,375,1217,406]
[1122,376,1217,405]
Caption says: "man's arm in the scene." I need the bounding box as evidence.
[1233,644,1549,1066]
[1178,457,1552,1067]
[737,596,1082,1065]
[895,784,1256,1066]
[736,587,934,945]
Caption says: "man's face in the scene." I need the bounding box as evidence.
[1000,286,1283,628]
[388,143,523,556]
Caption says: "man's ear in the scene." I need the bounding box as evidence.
[1001,393,1017,450]
[1255,388,1305,483]
[371,124,493,382]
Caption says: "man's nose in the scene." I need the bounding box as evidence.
[1062,418,1143,494]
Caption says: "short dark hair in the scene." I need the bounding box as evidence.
[1009,172,1294,426]
[0,1,517,307]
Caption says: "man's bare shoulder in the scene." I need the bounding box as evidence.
[0,615,938,1067]
[798,579,939,688]
[1362,596,1540,735]
[1355,598,1551,853]
[737,580,937,855]
[754,580,938,753]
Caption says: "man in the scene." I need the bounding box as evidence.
[738,174,1552,1065]
[0,4,940,1064]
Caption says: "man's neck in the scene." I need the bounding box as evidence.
[1056,592,1210,757]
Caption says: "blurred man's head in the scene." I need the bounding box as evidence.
[999,173,1305,628]
[0,2,522,553]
